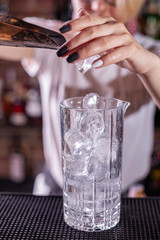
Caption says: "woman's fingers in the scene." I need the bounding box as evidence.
[61,22,126,54]
[57,13,138,69]
[77,8,89,17]
[93,44,137,69]
[57,22,131,59]
[93,46,130,68]
[59,33,132,63]
[59,14,116,34]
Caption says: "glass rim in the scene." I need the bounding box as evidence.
[60,96,130,111]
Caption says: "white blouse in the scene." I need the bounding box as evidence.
[22,17,160,191]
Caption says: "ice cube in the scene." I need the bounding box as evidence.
[64,128,93,156]
[76,55,100,74]
[87,156,109,182]
[82,93,100,109]
[64,154,90,180]
[94,134,111,164]
[79,111,104,139]
[86,156,98,181]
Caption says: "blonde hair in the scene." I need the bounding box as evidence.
[117,0,146,22]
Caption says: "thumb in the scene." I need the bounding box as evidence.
[77,8,89,17]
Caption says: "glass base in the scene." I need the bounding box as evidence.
[64,203,120,232]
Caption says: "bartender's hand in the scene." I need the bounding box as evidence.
[57,11,157,74]
[57,11,160,108]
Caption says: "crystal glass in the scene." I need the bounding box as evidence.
[60,95,130,232]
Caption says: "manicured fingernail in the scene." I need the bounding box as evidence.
[59,24,71,33]
[92,59,103,68]
[67,52,79,63]
[57,46,68,57]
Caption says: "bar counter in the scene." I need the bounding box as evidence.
[0,193,159,239]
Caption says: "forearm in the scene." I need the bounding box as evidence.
[0,46,33,61]
[137,55,160,109]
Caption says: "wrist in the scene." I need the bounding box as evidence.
[137,54,160,108]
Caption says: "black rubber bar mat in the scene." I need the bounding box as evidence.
[0,194,160,239]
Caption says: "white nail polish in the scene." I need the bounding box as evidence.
[92,59,103,68]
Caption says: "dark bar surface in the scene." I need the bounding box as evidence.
[0,193,160,239]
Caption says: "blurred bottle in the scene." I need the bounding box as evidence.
[139,0,160,39]
[145,151,160,196]
[128,184,146,198]
[9,82,27,126]
[9,95,27,126]
[0,77,5,125]
[25,88,42,127]
[9,136,26,183]
[0,0,10,14]
[2,67,17,123]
